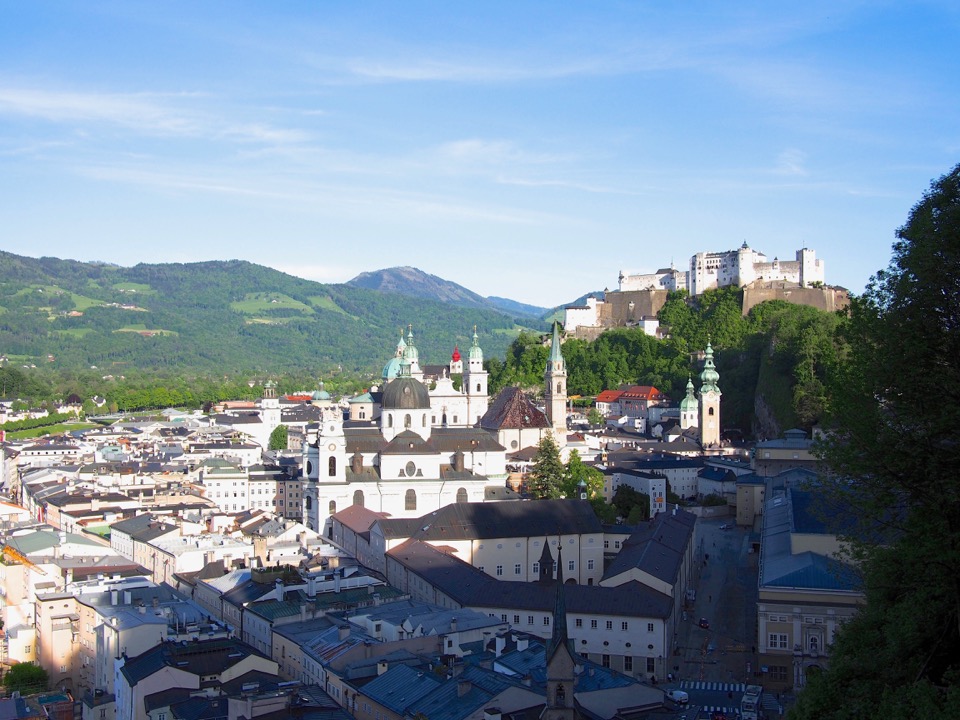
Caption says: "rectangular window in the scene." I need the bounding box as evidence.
[575,618,582,627]
[568,560,575,571]
[621,621,629,631]
[501,614,507,622]
[515,564,522,575]
[624,656,633,671]
[769,665,788,681]
[602,654,610,668]
[590,619,598,629]
[647,658,656,673]
[647,623,654,632]
[614,541,621,549]
[769,633,789,649]
[603,540,609,549]
[514,615,520,624]
[533,562,540,574]
[543,617,550,626]
[496,565,503,576]
[606,620,613,630]
[528,616,534,625]
[587,559,594,570]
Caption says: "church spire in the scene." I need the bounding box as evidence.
[549,542,570,657]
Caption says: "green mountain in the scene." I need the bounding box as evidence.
[347,266,550,318]
[0,252,542,374]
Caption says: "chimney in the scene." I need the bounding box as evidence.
[457,680,472,698]
[253,535,268,566]
[65,568,74,586]
[300,605,307,623]
[377,660,388,676]
[484,709,502,720]
[516,636,529,652]
[58,530,67,546]
[338,625,349,641]
[495,635,506,657]
[450,617,457,633]
[152,596,159,608]
[334,569,341,594]
[299,531,307,549]
[307,575,317,598]
[275,577,284,600]
[138,605,146,614]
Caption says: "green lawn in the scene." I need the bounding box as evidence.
[308,295,352,316]
[230,292,313,315]
[114,325,178,335]
[112,282,154,294]
[6,422,99,440]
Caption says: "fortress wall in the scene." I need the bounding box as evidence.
[741,284,850,316]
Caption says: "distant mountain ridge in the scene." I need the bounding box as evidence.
[348,266,551,319]
[0,252,548,374]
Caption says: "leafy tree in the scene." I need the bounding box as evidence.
[560,450,605,500]
[527,434,564,499]
[587,407,604,426]
[789,165,960,720]
[3,662,48,693]
[611,485,648,520]
[268,424,289,451]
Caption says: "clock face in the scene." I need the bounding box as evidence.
[328,443,337,451]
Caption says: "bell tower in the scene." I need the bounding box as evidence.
[463,326,489,424]
[698,342,722,447]
[544,322,567,440]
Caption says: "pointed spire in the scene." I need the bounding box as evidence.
[549,541,569,657]
[549,322,564,366]
[469,325,483,362]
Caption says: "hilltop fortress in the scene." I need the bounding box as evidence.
[565,243,848,339]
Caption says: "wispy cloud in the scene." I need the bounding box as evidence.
[774,148,807,176]
[0,86,309,145]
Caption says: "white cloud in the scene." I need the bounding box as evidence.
[774,148,807,176]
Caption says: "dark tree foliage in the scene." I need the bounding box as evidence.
[789,165,960,720]
[528,434,564,499]
[3,662,49,693]
[268,424,289,451]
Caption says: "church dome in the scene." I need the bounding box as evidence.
[382,356,402,380]
[381,376,431,410]
[679,378,698,411]
[451,346,461,362]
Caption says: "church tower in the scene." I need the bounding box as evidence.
[261,380,281,435]
[542,543,577,720]
[698,342,722,447]
[544,322,568,439]
[679,377,699,430]
[463,327,489,425]
[301,408,347,533]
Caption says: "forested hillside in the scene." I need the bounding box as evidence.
[0,252,536,374]
[490,287,845,436]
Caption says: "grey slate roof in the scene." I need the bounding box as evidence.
[410,499,602,542]
[360,663,442,714]
[602,508,696,586]
[388,539,673,619]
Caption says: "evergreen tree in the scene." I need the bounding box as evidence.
[3,662,49,694]
[790,165,960,719]
[527,434,564,499]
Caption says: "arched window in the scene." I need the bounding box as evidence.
[708,407,715,416]
[328,500,337,514]
[405,489,417,511]
[456,488,468,503]
[328,457,337,476]
[555,684,566,706]
[422,413,427,427]
[810,636,819,653]
[305,496,313,510]
[388,414,393,427]
[476,383,481,392]
[557,381,562,393]
[353,489,364,507]
[404,413,412,429]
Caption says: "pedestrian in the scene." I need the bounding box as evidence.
[708,594,712,603]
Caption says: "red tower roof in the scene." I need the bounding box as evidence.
[451,345,461,362]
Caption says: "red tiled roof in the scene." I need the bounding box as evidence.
[596,390,624,403]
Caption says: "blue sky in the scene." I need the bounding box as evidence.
[2,1,958,306]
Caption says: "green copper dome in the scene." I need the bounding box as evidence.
[468,326,483,362]
[679,377,698,411]
[700,342,721,394]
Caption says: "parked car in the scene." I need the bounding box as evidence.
[665,689,689,705]
[698,617,710,629]
[719,523,733,530]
